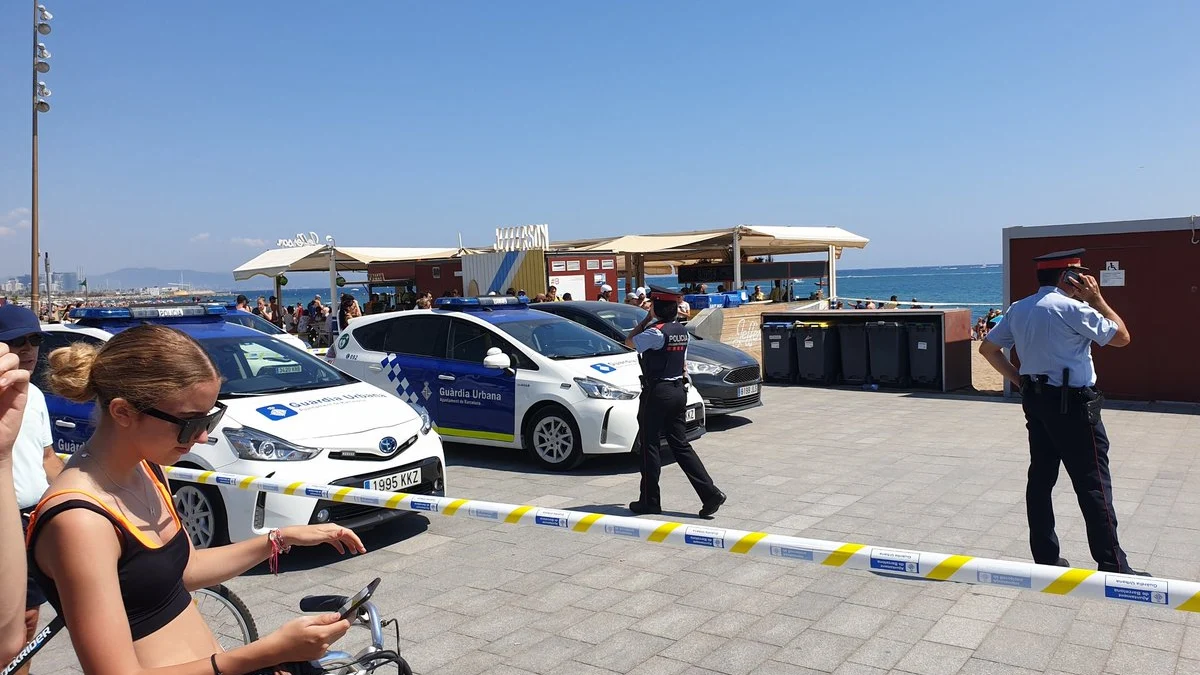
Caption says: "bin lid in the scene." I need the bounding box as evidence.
[762,321,792,329]
[794,321,831,328]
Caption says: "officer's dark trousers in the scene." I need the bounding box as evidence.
[638,380,720,510]
[1022,387,1130,572]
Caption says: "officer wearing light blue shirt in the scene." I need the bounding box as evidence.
[980,248,1146,576]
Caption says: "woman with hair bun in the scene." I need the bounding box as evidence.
[25,324,366,675]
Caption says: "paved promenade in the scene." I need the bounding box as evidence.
[31,387,1200,674]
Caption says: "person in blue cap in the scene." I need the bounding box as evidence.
[626,286,725,517]
[0,303,62,670]
[980,248,1147,575]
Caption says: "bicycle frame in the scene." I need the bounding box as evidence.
[1,615,64,675]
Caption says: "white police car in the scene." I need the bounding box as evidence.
[36,305,446,548]
[328,296,706,471]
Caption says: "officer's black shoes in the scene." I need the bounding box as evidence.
[628,501,661,515]
[1055,558,1071,567]
[699,492,727,518]
[1122,569,1153,577]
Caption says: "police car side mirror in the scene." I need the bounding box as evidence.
[483,347,512,371]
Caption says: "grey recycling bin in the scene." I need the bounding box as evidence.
[838,322,870,385]
[907,322,941,387]
[761,321,797,382]
[866,321,909,387]
[795,322,840,385]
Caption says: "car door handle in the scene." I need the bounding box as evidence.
[367,364,383,372]
[438,374,456,381]
[54,420,77,430]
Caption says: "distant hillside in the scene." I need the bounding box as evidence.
[86,268,255,292]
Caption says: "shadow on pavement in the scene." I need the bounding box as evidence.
[902,390,1200,415]
[569,503,708,521]
[244,514,431,575]
[444,442,641,476]
[704,415,754,432]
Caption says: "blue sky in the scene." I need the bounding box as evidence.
[1,1,1196,282]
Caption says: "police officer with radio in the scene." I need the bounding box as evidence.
[980,249,1147,575]
[626,287,725,517]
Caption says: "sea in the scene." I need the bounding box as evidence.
[217,264,1004,322]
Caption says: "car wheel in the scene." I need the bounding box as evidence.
[525,406,585,471]
[171,482,230,549]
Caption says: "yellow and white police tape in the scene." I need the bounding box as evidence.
[158,464,1200,614]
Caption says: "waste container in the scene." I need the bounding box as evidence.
[722,292,745,308]
[907,322,941,387]
[867,321,909,386]
[795,322,840,384]
[838,323,870,385]
[761,321,797,382]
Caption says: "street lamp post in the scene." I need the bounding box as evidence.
[31,2,53,314]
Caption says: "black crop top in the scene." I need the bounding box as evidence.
[25,462,193,641]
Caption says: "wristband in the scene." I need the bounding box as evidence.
[210,653,223,675]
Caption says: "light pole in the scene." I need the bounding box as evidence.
[31,2,53,314]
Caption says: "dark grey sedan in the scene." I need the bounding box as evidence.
[531,301,763,415]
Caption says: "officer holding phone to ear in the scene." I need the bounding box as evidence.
[979,248,1148,575]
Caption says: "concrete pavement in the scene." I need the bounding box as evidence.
[29,386,1200,674]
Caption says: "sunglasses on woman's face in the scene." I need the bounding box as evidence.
[3,333,42,349]
[143,401,227,444]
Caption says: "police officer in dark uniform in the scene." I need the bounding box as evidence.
[626,286,726,517]
[980,249,1147,575]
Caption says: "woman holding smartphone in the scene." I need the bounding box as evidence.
[25,323,367,675]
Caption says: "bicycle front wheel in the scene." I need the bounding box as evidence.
[193,584,258,650]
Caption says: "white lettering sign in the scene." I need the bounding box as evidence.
[277,232,321,248]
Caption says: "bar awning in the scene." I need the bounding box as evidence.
[558,225,869,261]
[233,246,461,281]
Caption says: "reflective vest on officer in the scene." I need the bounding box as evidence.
[639,321,689,381]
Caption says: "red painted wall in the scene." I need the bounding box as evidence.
[1008,230,1200,402]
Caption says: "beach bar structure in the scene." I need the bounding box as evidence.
[554,225,870,299]
[1002,215,1200,403]
[233,240,461,303]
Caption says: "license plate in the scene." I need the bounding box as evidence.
[363,468,421,492]
[737,384,760,397]
[685,407,697,422]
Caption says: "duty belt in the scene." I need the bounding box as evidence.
[1020,367,1074,414]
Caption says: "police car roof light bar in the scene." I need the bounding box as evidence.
[434,296,529,311]
[69,304,227,321]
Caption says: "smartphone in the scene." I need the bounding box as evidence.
[338,577,382,620]
[1062,269,1082,286]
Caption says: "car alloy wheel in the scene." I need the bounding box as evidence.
[533,415,574,463]
[174,484,219,548]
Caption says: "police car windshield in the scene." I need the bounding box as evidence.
[199,335,352,396]
[498,316,630,360]
[593,303,649,335]
[226,310,286,336]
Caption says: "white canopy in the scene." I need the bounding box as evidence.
[232,246,460,281]
[560,225,868,259]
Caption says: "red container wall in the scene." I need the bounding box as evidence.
[546,254,618,301]
[1008,230,1200,402]
[415,260,461,298]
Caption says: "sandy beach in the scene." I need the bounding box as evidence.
[970,347,1005,394]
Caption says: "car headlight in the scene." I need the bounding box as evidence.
[411,403,433,435]
[224,428,322,461]
[686,360,723,375]
[574,377,639,400]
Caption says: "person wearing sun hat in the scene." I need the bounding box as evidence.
[0,303,61,673]
[980,248,1146,576]
[626,286,725,517]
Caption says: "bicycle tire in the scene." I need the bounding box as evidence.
[193,584,258,649]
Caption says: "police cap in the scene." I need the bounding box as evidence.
[647,285,683,302]
[1033,248,1089,271]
